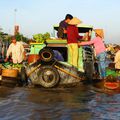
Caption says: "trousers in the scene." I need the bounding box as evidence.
[68,43,78,67]
[96,51,106,79]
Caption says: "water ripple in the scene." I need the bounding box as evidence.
[0,85,120,120]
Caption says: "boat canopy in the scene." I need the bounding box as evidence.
[53,24,93,33]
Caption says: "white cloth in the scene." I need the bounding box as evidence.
[114,50,120,69]
[7,42,24,63]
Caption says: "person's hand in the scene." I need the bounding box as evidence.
[64,30,67,33]
[24,55,27,61]
[63,29,67,33]
[4,57,8,62]
[78,42,82,46]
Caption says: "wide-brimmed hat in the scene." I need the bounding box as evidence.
[94,29,104,39]
[68,17,82,25]
[114,45,120,50]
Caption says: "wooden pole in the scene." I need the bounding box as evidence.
[54,65,83,81]
[27,64,41,77]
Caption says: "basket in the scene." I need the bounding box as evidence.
[2,69,18,78]
[104,82,119,90]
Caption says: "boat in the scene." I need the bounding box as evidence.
[25,24,96,88]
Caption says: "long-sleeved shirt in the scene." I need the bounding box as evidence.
[67,25,82,44]
[57,20,68,39]
[6,42,24,63]
[114,50,120,69]
[79,36,106,55]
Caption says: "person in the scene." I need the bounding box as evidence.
[0,39,3,59]
[114,45,120,70]
[67,17,82,68]
[82,30,92,41]
[4,36,25,64]
[78,29,106,79]
[57,14,73,39]
[53,50,64,61]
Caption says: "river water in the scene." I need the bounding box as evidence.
[0,83,120,120]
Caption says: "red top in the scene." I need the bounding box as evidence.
[67,25,82,44]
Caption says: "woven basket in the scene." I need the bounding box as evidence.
[2,69,18,78]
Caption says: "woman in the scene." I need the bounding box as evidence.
[79,29,106,79]
[67,17,82,67]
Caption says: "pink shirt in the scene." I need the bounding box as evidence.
[79,36,106,55]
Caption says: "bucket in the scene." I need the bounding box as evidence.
[28,54,40,64]
[2,69,18,78]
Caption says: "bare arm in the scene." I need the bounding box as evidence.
[78,38,95,46]
[4,44,12,62]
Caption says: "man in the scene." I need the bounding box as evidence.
[114,45,120,70]
[57,14,73,39]
[5,36,25,63]
[0,39,3,59]
[53,50,64,61]
[67,17,82,68]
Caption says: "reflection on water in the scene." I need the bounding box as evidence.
[0,84,120,120]
[89,93,120,120]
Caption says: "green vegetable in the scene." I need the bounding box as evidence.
[43,32,50,40]
[33,32,50,43]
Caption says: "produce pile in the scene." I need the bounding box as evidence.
[1,62,23,70]
[106,68,120,77]
[33,32,50,43]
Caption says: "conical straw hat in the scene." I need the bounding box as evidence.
[94,29,104,39]
[69,17,82,25]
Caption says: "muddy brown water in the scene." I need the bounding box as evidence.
[0,81,120,120]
